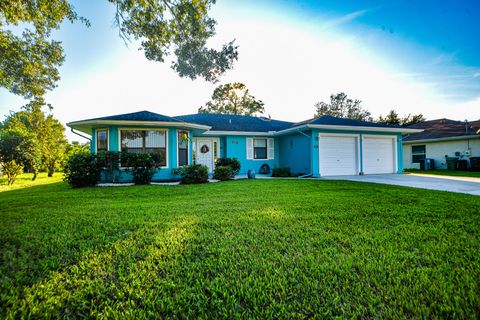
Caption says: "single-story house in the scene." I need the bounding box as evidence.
[67,110,421,181]
[403,119,480,169]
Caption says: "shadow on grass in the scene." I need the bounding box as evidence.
[3,215,199,318]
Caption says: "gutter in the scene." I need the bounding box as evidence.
[403,134,480,144]
[71,128,91,141]
[274,124,423,136]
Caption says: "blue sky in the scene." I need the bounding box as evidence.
[0,0,479,141]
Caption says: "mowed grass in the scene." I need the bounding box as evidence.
[0,172,63,192]
[405,169,480,178]
[0,176,479,318]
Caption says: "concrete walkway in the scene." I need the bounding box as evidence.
[321,174,480,196]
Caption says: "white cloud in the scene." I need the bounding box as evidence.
[319,9,371,30]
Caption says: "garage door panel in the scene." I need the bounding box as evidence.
[319,135,358,176]
[362,137,396,174]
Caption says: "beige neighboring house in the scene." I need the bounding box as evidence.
[403,119,480,169]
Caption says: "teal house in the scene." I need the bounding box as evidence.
[67,110,421,181]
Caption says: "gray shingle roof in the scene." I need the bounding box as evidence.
[79,110,182,123]
[290,115,405,129]
[404,119,480,141]
[175,113,293,132]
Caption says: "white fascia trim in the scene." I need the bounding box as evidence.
[274,124,423,135]
[67,120,211,131]
[202,130,276,136]
[403,135,480,144]
[306,124,423,133]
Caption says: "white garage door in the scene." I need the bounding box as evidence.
[319,135,359,176]
[362,136,396,174]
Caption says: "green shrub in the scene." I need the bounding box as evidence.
[215,158,240,176]
[124,153,160,185]
[63,153,100,187]
[174,164,209,184]
[213,165,234,181]
[272,167,291,177]
[97,151,122,182]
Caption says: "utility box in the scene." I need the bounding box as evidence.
[470,157,480,172]
[420,158,435,170]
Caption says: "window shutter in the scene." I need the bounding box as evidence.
[246,138,253,160]
[267,138,274,159]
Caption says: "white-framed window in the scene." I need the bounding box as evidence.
[177,130,189,167]
[247,137,274,160]
[120,129,167,166]
[254,138,267,159]
[96,128,108,152]
[412,145,426,163]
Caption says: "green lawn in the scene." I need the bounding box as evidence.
[405,169,480,178]
[0,172,64,192]
[0,175,479,318]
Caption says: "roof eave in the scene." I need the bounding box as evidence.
[202,130,276,136]
[66,120,211,131]
[403,134,480,144]
[274,124,423,135]
[306,124,423,133]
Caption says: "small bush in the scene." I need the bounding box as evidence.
[63,153,101,187]
[272,167,291,177]
[124,153,160,185]
[97,151,122,182]
[213,166,234,181]
[174,164,208,184]
[215,158,240,176]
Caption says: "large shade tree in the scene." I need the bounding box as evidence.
[198,82,265,115]
[0,0,238,100]
[314,92,372,121]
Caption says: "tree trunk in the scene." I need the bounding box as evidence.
[32,170,38,181]
[48,166,54,177]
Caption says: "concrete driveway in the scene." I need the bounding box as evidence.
[321,174,480,196]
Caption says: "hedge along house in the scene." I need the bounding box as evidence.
[67,110,422,182]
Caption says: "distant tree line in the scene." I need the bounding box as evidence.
[314,92,425,126]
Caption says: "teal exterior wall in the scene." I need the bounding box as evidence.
[278,131,311,175]
[90,123,404,181]
[397,134,404,173]
[93,126,193,182]
[311,129,403,177]
[224,136,279,175]
[91,128,96,153]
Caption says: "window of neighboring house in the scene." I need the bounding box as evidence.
[254,138,268,159]
[120,129,167,166]
[178,131,189,166]
[412,145,426,163]
[96,129,108,152]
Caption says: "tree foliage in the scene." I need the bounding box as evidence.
[377,109,426,126]
[198,82,265,115]
[0,128,41,184]
[0,0,237,99]
[314,92,372,121]
[2,98,67,178]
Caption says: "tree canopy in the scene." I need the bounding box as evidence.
[2,98,67,179]
[314,92,372,121]
[377,110,426,126]
[0,127,41,184]
[198,82,265,115]
[0,0,238,99]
